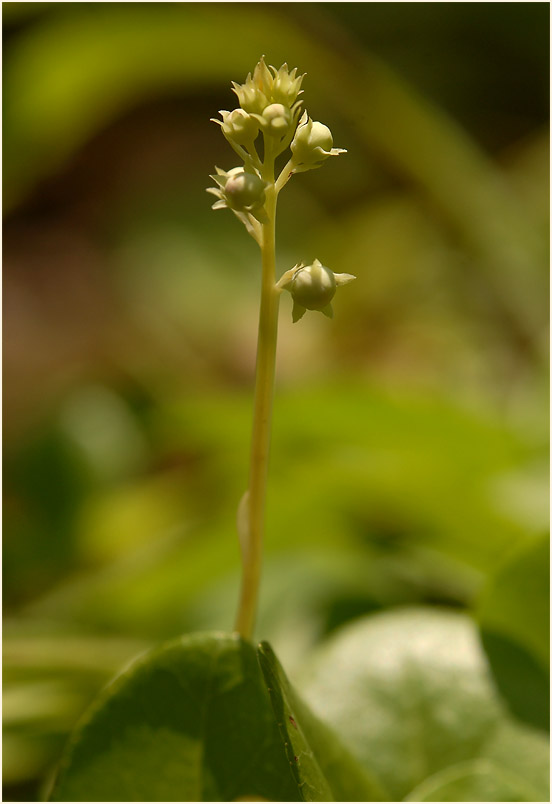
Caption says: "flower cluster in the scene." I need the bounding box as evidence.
[208,57,354,321]
[211,57,305,171]
[231,58,304,118]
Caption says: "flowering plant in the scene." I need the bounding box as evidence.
[208,57,354,636]
[48,56,549,804]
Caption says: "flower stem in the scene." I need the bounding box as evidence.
[234,184,280,638]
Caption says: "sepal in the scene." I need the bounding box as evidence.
[292,300,307,322]
[334,273,356,286]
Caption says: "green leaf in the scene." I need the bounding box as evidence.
[404,716,551,801]
[50,631,378,802]
[297,607,549,802]
[481,720,551,801]
[404,719,551,800]
[50,633,301,802]
[477,534,550,731]
[258,641,389,802]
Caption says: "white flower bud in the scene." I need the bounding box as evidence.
[224,169,266,212]
[255,103,292,136]
[207,167,268,223]
[290,114,346,171]
[277,259,356,322]
[219,109,259,147]
[291,259,336,311]
[231,67,269,115]
[270,64,304,108]
[231,58,272,115]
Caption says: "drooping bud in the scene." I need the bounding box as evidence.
[224,170,266,212]
[277,259,356,322]
[207,167,268,220]
[292,260,336,311]
[290,114,346,171]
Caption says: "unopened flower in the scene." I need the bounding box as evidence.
[277,259,356,322]
[290,114,346,171]
[214,109,260,148]
[253,103,292,136]
[270,63,304,107]
[207,167,268,219]
[225,171,266,211]
[232,58,272,114]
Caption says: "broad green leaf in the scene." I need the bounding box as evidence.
[478,533,549,730]
[405,719,551,800]
[481,720,550,801]
[50,632,378,802]
[298,607,549,802]
[258,641,388,802]
[405,716,551,800]
[50,633,301,802]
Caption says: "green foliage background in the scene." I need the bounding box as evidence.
[3,2,549,801]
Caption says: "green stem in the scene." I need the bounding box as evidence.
[234,183,280,638]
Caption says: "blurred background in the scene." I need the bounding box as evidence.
[3,2,549,800]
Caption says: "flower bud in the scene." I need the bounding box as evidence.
[219,109,259,147]
[291,259,336,311]
[277,259,356,322]
[270,64,304,108]
[232,83,268,115]
[232,58,305,117]
[291,119,332,163]
[224,169,266,212]
[251,103,293,138]
[231,58,272,115]
[290,115,346,171]
[207,167,268,222]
